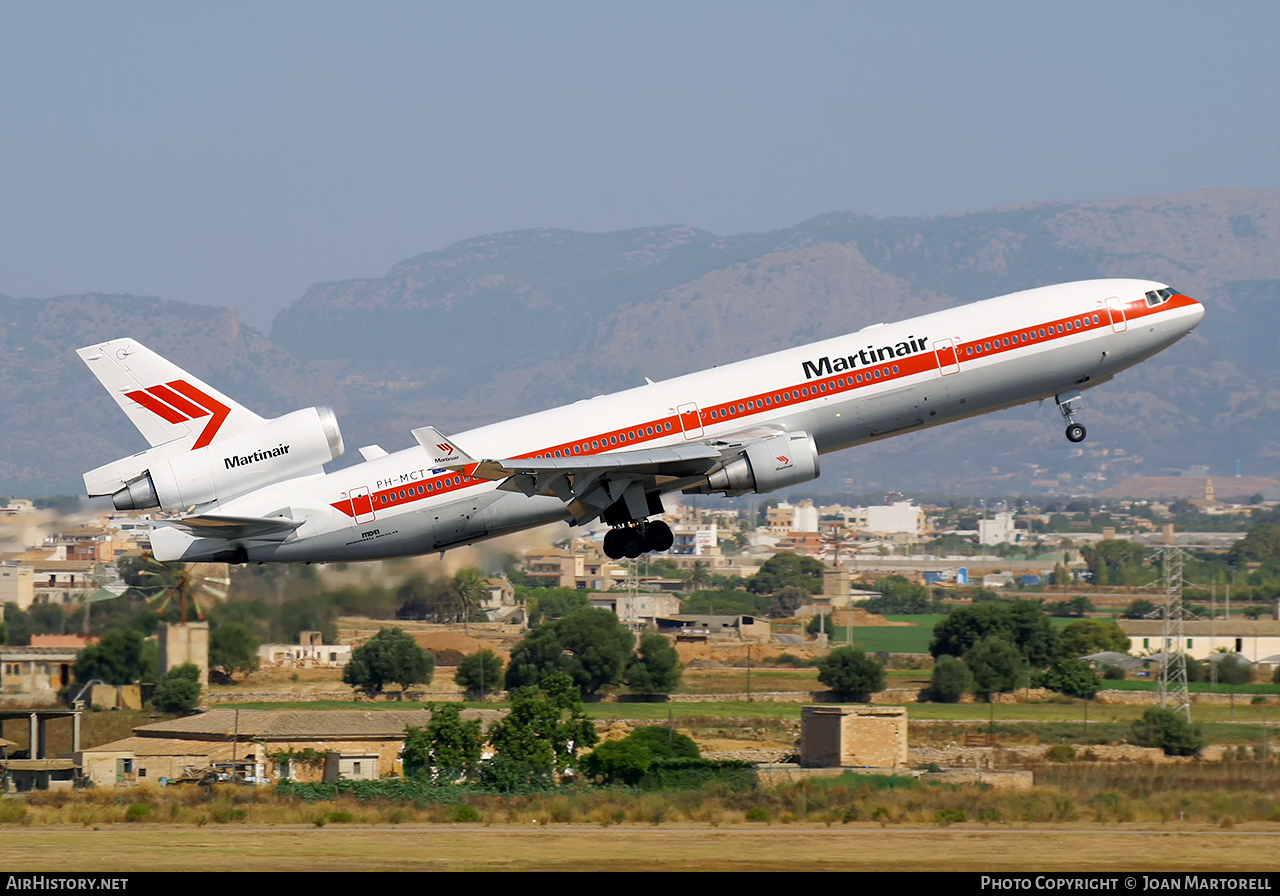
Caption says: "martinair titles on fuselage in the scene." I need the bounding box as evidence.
[801,335,929,380]
[223,443,291,470]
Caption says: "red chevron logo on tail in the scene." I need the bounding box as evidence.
[125,380,231,449]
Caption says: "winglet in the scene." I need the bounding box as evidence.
[411,427,477,467]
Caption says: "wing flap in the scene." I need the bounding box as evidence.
[468,443,724,483]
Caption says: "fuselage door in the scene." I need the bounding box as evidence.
[677,403,704,439]
[350,486,376,524]
[1105,297,1128,333]
[933,338,960,375]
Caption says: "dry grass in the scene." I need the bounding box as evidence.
[0,824,1276,872]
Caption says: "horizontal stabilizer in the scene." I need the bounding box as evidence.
[161,514,303,541]
[358,445,389,460]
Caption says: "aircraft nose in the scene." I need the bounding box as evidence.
[1184,296,1206,331]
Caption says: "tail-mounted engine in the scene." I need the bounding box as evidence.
[686,431,820,497]
[87,407,345,512]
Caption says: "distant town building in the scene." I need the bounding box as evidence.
[259,631,352,668]
[978,512,1016,546]
[0,645,80,697]
[591,593,682,627]
[847,501,927,541]
[1118,619,1280,663]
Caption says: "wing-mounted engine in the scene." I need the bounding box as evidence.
[86,406,345,512]
[686,431,820,497]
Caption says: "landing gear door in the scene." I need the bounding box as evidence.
[934,338,960,375]
[677,403,704,439]
[1105,297,1128,333]
[350,486,375,524]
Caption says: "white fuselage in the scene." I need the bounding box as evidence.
[149,278,1204,563]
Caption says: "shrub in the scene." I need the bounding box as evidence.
[1130,707,1204,756]
[1046,744,1077,763]
[929,655,973,703]
[152,664,201,713]
[452,804,482,823]
[454,649,504,696]
[1034,657,1101,700]
[1215,654,1253,686]
[816,647,885,701]
[125,803,151,823]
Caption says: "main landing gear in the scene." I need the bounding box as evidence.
[602,520,674,560]
[1056,391,1087,443]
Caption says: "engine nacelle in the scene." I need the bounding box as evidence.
[689,431,820,497]
[100,407,344,512]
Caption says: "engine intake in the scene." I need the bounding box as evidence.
[688,431,820,497]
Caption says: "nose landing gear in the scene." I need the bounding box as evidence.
[1056,391,1087,443]
[602,519,674,560]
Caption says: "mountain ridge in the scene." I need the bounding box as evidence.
[3,188,1276,497]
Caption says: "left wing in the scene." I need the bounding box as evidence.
[413,425,769,525]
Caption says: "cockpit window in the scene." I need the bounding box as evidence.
[1145,287,1178,307]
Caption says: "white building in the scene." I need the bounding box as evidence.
[978,512,1016,546]
[1118,619,1280,663]
[856,502,925,539]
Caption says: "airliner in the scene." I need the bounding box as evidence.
[77,279,1203,564]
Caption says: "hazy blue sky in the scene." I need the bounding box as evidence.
[2,0,1276,329]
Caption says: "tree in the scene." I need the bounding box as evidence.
[1059,619,1130,657]
[342,627,435,696]
[684,561,713,593]
[964,636,1027,698]
[769,585,810,619]
[1228,523,1280,566]
[209,622,260,681]
[73,628,156,685]
[1122,599,1158,619]
[581,725,700,786]
[1215,653,1253,686]
[452,568,490,626]
[402,704,485,782]
[929,655,974,703]
[454,649,504,697]
[747,553,825,596]
[816,647,885,701]
[1130,707,1204,756]
[1051,596,1095,617]
[523,588,591,626]
[483,672,597,788]
[930,600,1058,666]
[152,663,201,713]
[1081,540,1148,587]
[623,633,682,695]
[1034,656,1101,699]
[505,608,634,695]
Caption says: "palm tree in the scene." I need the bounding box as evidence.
[452,568,490,632]
[685,560,712,593]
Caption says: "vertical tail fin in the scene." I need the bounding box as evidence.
[77,338,264,449]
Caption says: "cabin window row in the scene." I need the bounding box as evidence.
[705,366,900,421]
[532,422,675,459]
[965,315,1102,356]
[380,476,465,503]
